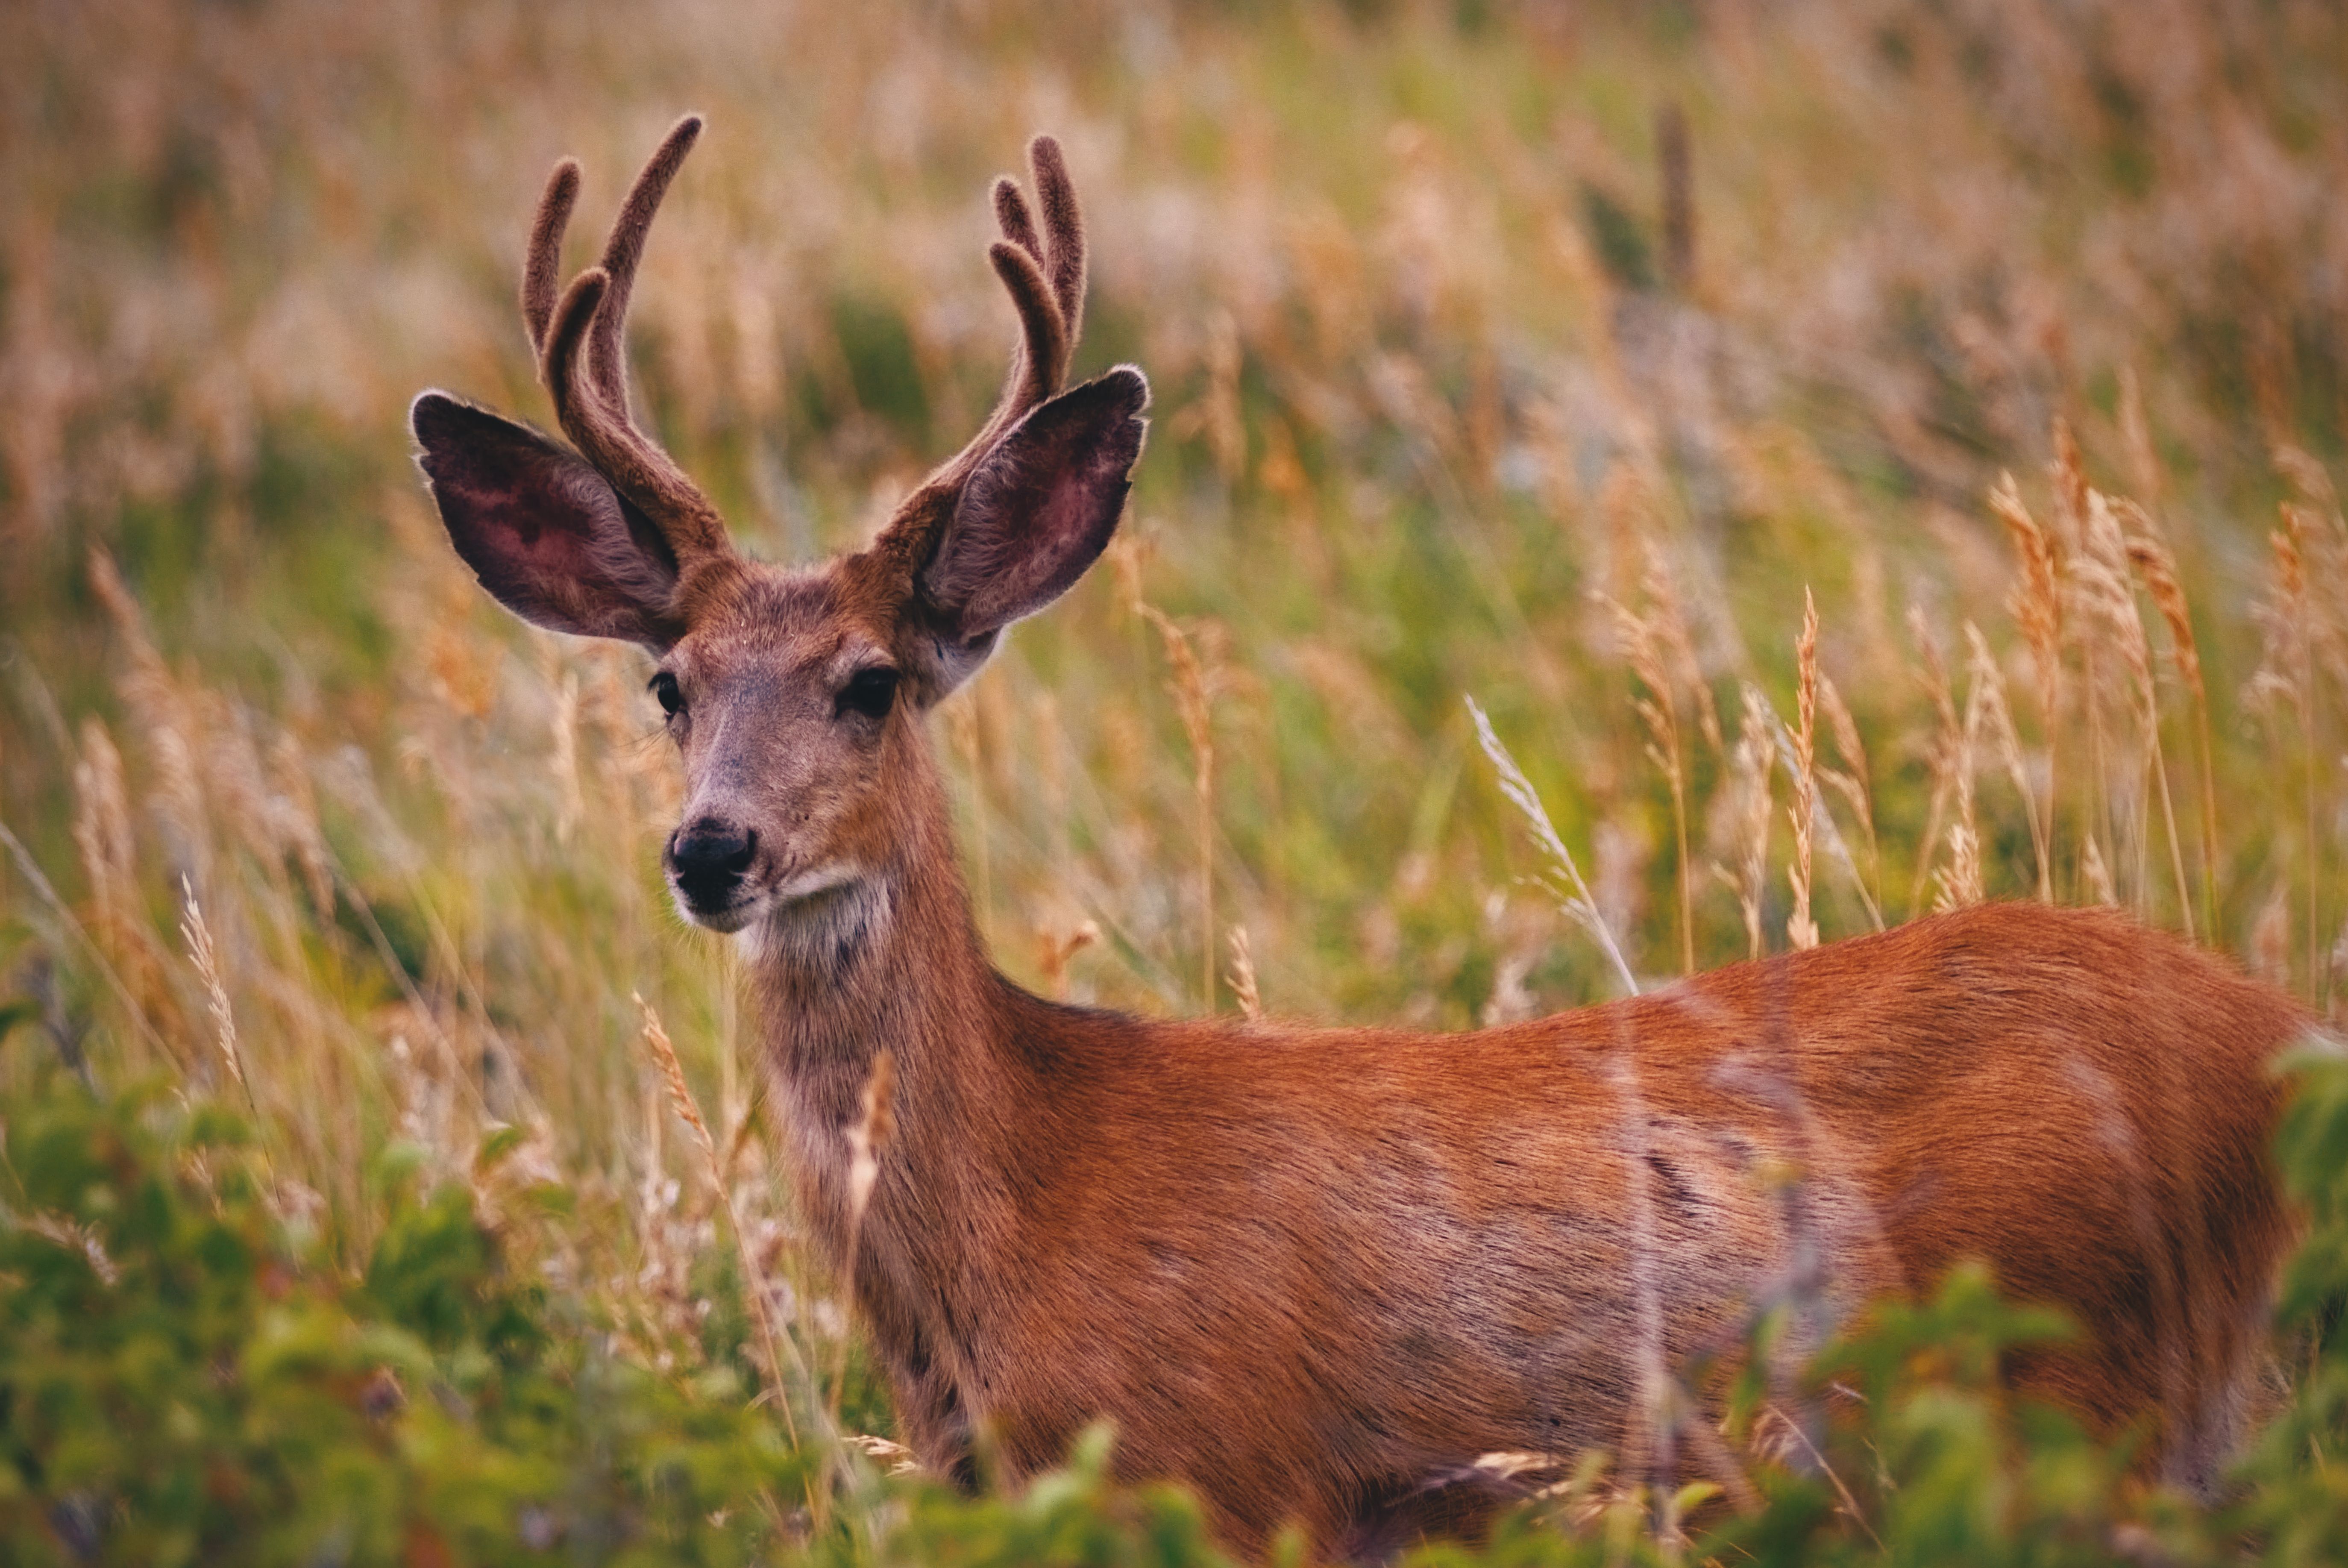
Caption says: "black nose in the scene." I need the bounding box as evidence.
[666,819,757,909]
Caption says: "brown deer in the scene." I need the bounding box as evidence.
[410,118,2306,1559]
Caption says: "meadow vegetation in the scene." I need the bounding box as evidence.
[1,0,2347,1559]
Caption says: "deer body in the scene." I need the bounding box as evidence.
[759,734,2292,1554]
[410,121,2303,1560]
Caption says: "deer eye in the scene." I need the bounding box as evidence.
[836,667,899,722]
[649,670,683,716]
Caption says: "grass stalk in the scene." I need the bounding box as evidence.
[2124,520,2221,935]
[1989,473,2059,901]
[1605,589,1693,972]
[1140,604,1218,1011]
[1468,697,1639,998]
[634,995,806,1453]
[1787,591,1820,951]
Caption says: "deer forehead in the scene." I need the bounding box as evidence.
[670,567,893,684]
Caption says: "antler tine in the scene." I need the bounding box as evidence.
[1025,136,1086,355]
[522,159,582,357]
[525,118,730,563]
[984,140,1085,393]
[587,114,704,414]
[542,267,726,560]
[986,241,1067,438]
[869,131,1104,528]
[543,269,612,404]
[992,176,1043,268]
[920,137,1097,494]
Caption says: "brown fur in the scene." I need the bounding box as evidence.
[410,124,2308,1562]
[731,687,2297,1553]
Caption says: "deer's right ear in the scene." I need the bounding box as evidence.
[910,367,1148,695]
[411,391,683,649]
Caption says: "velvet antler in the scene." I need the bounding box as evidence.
[930,135,1090,488]
[523,115,733,566]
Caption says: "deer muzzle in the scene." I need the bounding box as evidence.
[666,818,758,924]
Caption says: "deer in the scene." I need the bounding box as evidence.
[409,117,2308,1560]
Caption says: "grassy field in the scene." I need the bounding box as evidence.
[3,0,2348,1560]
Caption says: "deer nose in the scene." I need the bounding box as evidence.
[666,819,757,908]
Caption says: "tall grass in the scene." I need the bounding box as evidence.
[3,0,2347,1557]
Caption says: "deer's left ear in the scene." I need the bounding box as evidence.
[922,367,1148,646]
[411,391,684,649]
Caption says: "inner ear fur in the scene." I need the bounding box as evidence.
[411,391,684,648]
[921,367,1149,641]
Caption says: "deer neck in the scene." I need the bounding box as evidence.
[739,725,1019,1273]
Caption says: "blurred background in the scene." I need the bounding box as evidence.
[0,0,2345,1548]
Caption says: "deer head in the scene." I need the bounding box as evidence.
[411,118,1147,934]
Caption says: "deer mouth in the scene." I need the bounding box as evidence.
[675,890,760,934]
[668,872,759,932]
[673,861,865,936]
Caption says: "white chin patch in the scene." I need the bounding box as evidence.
[680,864,862,942]
[774,863,863,902]
[735,868,890,972]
